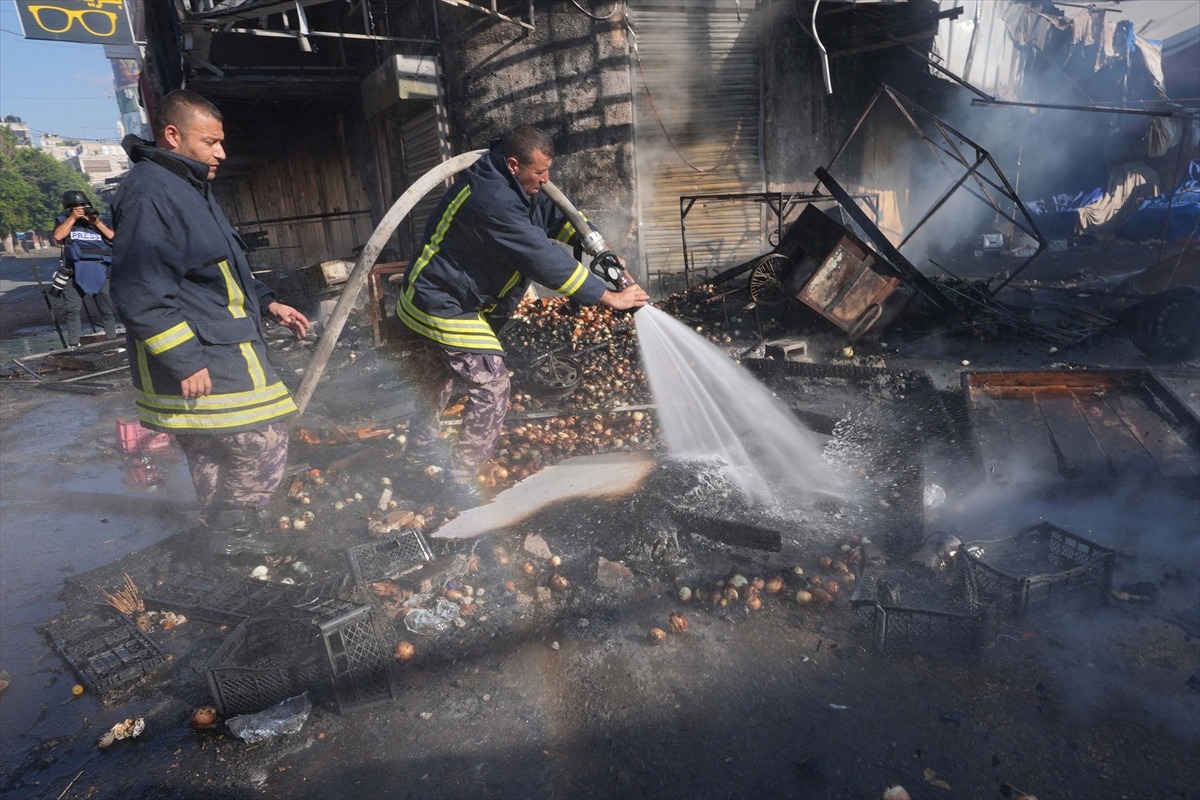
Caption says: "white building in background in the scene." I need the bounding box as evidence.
[39,135,130,190]
[0,119,34,147]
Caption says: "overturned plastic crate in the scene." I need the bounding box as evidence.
[962,521,1116,618]
[346,528,433,589]
[850,559,989,658]
[47,611,168,700]
[205,602,395,717]
[205,615,330,717]
[145,576,324,625]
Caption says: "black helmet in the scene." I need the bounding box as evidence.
[61,190,89,208]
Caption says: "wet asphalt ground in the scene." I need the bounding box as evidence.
[1,248,1198,800]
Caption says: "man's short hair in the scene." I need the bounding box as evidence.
[502,125,555,163]
[154,89,223,141]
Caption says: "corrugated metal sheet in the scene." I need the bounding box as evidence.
[630,0,764,285]
[399,104,447,256]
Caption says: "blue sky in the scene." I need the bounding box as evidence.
[0,3,122,141]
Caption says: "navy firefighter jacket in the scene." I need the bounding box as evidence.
[397,141,609,354]
[110,137,297,434]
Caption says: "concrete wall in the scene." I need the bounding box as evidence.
[439,1,638,259]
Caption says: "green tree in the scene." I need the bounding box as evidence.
[0,126,94,238]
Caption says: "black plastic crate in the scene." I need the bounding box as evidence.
[850,559,989,658]
[47,612,168,699]
[205,603,396,717]
[205,616,332,716]
[962,521,1116,618]
[312,604,397,715]
[145,576,323,625]
[346,529,433,589]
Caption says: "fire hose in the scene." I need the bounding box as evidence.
[294,149,487,415]
[540,180,632,291]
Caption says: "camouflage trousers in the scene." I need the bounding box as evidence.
[175,421,290,512]
[409,340,510,484]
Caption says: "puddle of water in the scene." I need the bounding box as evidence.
[0,390,193,776]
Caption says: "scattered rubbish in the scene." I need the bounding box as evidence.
[647,627,667,644]
[667,612,688,633]
[0,670,9,694]
[963,522,1116,618]
[158,611,187,630]
[923,483,947,508]
[394,640,415,661]
[100,573,144,616]
[189,706,218,730]
[596,557,636,590]
[250,566,269,580]
[71,684,85,697]
[909,531,961,570]
[1111,582,1158,603]
[404,598,461,635]
[227,694,311,744]
[881,784,911,800]
[828,703,849,710]
[999,780,1040,799]
[97,717,145,749]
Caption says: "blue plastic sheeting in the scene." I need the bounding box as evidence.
[1029,160,1200,241]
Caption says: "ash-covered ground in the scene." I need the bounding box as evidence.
[1,266,1198,800]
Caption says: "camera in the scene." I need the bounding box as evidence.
[83,205,99,220]
[50,268,72,296]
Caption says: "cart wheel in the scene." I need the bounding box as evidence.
[529,354,582,398]
[1125,287,1200,361]
[748,254,794,306]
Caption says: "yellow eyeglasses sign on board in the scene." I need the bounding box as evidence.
[14,0,134,46]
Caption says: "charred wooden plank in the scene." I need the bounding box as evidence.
[1107,393,1199,477]
[1035,392,1112,480]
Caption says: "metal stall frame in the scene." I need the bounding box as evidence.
[817,83,1046,297]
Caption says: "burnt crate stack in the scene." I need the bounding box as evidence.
[147,574,397,716]
[851,521,1117,658]
[962,521,1116,618]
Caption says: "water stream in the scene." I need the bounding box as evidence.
[634,305,845,509]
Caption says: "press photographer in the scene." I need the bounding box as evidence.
[51,190,118,348]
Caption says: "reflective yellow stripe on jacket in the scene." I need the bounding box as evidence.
[396,185,507,353]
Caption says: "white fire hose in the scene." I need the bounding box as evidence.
[293,149,487,415]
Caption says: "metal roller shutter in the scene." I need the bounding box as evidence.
[630,0,764,289]
[400,104,448,255]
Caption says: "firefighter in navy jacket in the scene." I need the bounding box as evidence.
[398,125,649,506]
[111,90,309,558]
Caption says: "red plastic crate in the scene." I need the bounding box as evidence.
[117,419,174,454]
